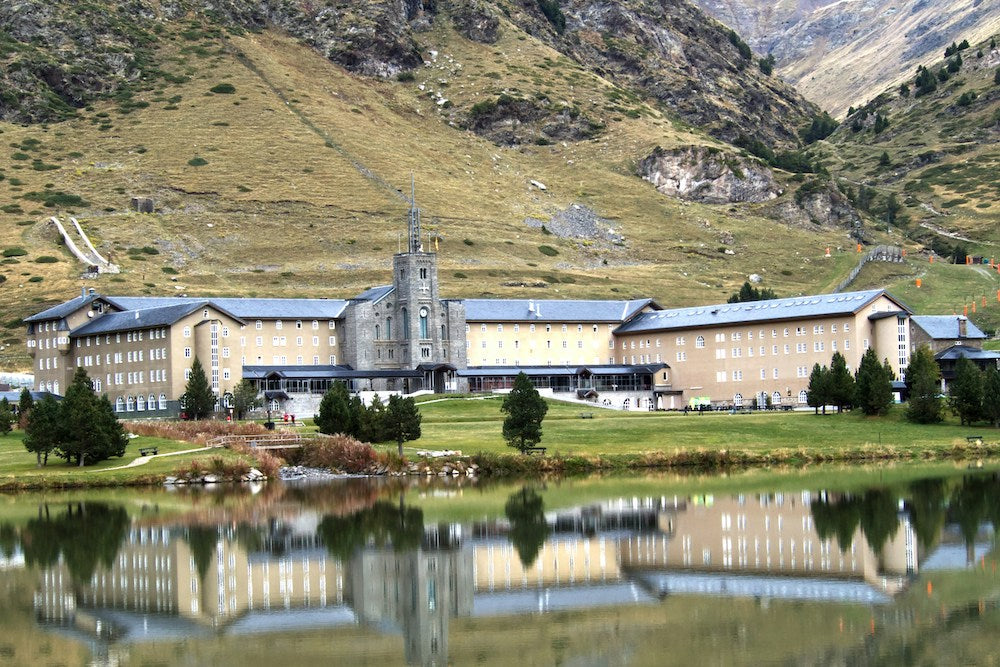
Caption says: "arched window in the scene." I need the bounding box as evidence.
[52,381,59,395]
[695,336,705,348]
[374,324,380,341]
[158,393,167,410]
[441,324,446,339]
[419,307,428,339]
[115,397,124,412]
[772,391,782,406]
[127,396,135,411]
[798,390,808,404]
[402,308,410,340]
[137,395,146,411]
[149,394,156,411]
[385,317,392,339]
[733,393,743,408]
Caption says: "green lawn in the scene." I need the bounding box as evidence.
[0,429,248,489]
[398,397,995,456]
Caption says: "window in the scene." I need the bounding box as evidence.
[715,349,726,359]
[844,339,850,350]
[798,390,808,404]
[184,347,191,358]
[159,394,167,410]
[312,336,319,346]
[312,320,319,330]
[814,341,824,352]
[402,308,410,339]
[760,368,766,380]
[184,369,191,380]
[296,336,303,346]
[715,333,726,343]
[115,397,125,412]
[733,393,743,407]
[222,327,229,337]
[276,320,283,330]
[844,323,850,332]
[783,328,789,337]
[773,368,779,379]
[329,320,336,330]
[295,320,302,329]
[529,324,536,333]
[183,326,191,338]
[731,348,742,358]
[546,324,552,333]
[481,324,487,333]
[732,370,743,382]
[419,308,429,339]
[514,324,520,333]
[256,320,262,330]
[695,336,705,348]
[676,336,685,346]
[676,351,686,362]
[255,336,263,347]
[561,324,568,333]
[733,332,742,341]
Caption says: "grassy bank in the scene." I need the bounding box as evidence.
[0,396,997,489]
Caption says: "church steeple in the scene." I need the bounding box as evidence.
[407,174,422,254]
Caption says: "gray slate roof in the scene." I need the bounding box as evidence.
[464,298,655,323]
[912,315,987,340]
[23,294,99,322]
[934,345,1000,361]
[106,296,349,319]
[615,289,902,334]
[350,285,394,303]
[243,365,422,379]
[70,302,208,337]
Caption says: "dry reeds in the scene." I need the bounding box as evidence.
[125,420,268,445]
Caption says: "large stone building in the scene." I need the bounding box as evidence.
[28,203,990,415]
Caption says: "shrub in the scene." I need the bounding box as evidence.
[209,83,236,94]
[28,276,42,282]
[161,267,178,274]
[463,239,475,246]
[396,71,415,82]
[188,156,208,167]
[2,248,27,257]
[34,256,58,263]
[126,419,267,444]
[22,191,88,207]
[300,434,376,473]
[537,0,566,33]
[538,245,559,256]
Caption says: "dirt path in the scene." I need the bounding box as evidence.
[96,446,215,472]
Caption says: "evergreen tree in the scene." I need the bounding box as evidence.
[181,357,216,420]
[727,281,777,303]
[899,83,910,97]
[905,345,943,424]
[879,151,891,166]
[231,379,261,420]
[982,366,1000,427]
[501,372,549,451]
[316,383,352,435]
[57,368,127,466]
[348,395,365,439]
[23,394,60,466]
[384,394,421,457]
[758,53,776,76]
[17,388,33,429]
[854,348,894,416]
[915,66,937,96]
[0,399,13,436]
[884,193,902,225]
[807,363,831,414]
[948,356,983,425]
[827,352,855,413]
[994,68,1000,86]
[359,394,389,443]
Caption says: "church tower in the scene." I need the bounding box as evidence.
[389,181,466,391]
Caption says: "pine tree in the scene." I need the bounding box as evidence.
[56,368,127,466]
[181,357,216,420]
[17,388,33,430]
[948,356,983,425]
[501,372,549,451]
[384,394,421,457]
[807,363,831,414]
[0,399,13,436]
[854,348,894,416]
[827,352,855,413]
[23,393,60,466]
[231,379,261,420]
[359,394,389,443]
[316,383,352,435]
[879,151,891,166]
[982,366,1000,427]
[905,345,943,424]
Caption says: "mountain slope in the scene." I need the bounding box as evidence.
[691,0,1000,117]
[0,4,860,370]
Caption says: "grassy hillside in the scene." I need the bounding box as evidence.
[0,17,857,370]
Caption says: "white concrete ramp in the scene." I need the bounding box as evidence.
[49,216,120,273]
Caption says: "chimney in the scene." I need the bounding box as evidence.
[958,316,967,338]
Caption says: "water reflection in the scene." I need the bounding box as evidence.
[0,471,997,665]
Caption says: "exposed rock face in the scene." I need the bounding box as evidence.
[766,180,863,230]
[450,0,501,44]
[690,0,1000,116]
[638,146,780,204]
[463,95,598,146]
[525,204,624,245]
[505,0,817,147]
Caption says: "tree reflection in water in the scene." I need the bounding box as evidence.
[318,500,425,560]
[21,503,129,583]
[504,486,550,568]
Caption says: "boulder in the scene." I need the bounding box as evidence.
[639,146,781,204]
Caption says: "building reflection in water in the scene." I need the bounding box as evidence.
[18,476,999,665]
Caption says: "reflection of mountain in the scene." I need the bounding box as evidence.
[20,474,1000,665]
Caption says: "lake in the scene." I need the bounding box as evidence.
[0,462,998,665]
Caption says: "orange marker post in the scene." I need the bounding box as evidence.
[983,297,987,308]
[929,255,934,264]
[972,301,977,314]
[927,581,933,596]
[964,305,969,317]
[915,278,922,288]
[857,243,862,253]
[996,290,999,303]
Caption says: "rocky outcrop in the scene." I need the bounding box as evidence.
[450,0,501,44]
[638,146,781,204]
[766,179,863,230]
[464,95,600,146]
[499,0,817,147]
